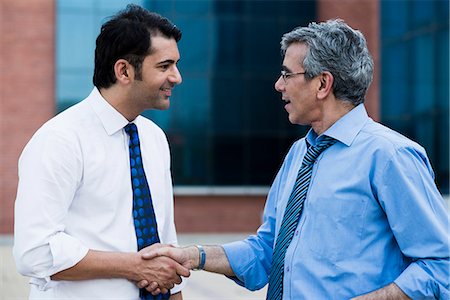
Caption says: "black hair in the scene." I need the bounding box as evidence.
[93,4,182,88]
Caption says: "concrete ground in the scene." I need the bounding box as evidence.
[1,233,267,300]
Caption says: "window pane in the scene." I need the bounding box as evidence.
[381,0,449,193]
[56,0,316,186]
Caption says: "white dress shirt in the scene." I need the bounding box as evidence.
[14,88,185,299]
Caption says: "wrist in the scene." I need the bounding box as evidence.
[128,252,144,281]
[192,245,206,270]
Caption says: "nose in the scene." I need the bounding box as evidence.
[274,76,285,92]
[169,65,182,84]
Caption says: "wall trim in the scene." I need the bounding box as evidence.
[174,186,270,196]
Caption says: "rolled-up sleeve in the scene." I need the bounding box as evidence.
[376,146,450,298]
[223,235,273,291]
[13,128,87,287]
[222,151,294,291]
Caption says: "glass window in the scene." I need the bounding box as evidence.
[381,0,449,193]
[56,0,316,186]
[56,0,146,110]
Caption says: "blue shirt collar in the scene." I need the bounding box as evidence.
[306,104,369,147]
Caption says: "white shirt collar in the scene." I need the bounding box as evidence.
[86,87,129,135]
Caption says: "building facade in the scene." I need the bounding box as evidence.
[1,0,447,234]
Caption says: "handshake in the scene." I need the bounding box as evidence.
[134,243,216,296]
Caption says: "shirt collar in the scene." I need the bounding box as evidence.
[306,104,369,147]
[86,87,130,135]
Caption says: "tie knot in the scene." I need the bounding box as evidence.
[315,135,336,149]
[124,123,138,136]
[302,136,336,166]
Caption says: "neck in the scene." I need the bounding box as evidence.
[99,86,139,121]
[311,99,355,135]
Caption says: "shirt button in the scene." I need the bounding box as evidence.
[295,230,299,236]
[286,266,290,272]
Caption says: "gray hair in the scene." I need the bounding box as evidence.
[280,19,373,106]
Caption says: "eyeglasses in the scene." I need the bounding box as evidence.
[280,70,306,83]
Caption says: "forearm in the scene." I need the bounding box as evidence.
[51,249,140,281]
[352,283,410,300]
[178,245,234,276]
[202,245,234,276]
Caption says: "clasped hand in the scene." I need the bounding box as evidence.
[135,243,194,296]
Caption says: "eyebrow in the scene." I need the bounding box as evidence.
[281,65,292,72]
[156,59,180,66]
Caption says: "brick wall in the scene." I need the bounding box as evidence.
[0,0,55,233]
[174,195,266,233]
[318,0,380,120]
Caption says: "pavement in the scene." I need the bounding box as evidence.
[0,233,267,300]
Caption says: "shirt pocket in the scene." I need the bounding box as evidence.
[307,195,368,263]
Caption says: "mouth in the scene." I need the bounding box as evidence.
[160,87,173,97]
[282,98,291,107]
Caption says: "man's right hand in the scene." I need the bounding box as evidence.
[143,245,199,270]
[131,244,191,294]
[138,244,234,295]
[136,245,198,294]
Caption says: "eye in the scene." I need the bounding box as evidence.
[281,70,291,79]
[159,64,170,71]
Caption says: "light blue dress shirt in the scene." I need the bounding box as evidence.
[223,104,449,299]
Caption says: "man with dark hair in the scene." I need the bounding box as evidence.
[14,4,188,300]
[145,19,449,299]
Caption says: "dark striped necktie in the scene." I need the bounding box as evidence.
[266,135,337,300]
[124,123,170,300]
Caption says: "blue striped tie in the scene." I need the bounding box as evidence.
[125,123,170,300]
[266,136,336,300]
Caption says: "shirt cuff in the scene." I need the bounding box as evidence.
[171,276,187,294]
[222,241,254,287]
[47,232,89,277]
[394,262,447,299]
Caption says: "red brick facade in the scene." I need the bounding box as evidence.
[0,0,55,234]
[0,0,379,234]
[318,0,380,121]
[174,195,266,233]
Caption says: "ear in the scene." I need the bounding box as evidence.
[317,71,334,100]
[113,59,134,84]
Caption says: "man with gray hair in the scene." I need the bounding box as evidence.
[143,19,449,299]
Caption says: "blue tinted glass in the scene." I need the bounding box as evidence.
[381,0,408,39]
[175,17,212,73]
[381,0,449,193]
[56,0,316,186]
[57,72,93,105]
[57,12,95,70]
[411,0,434,25]
[173,0,212,15]
[97,0,145,15]
[98,0,145,10]
[167,77,210,130]
[381,44,408,117]
[211,78,244,135]
[242,19,280,73]
[412,36,435,113]
[437,30,449,106]
[58,0,93,10]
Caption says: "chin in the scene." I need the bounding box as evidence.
[160,101,170,110]
[152,98,170,110]
[288,115,306,126]
[288,115,298,124]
